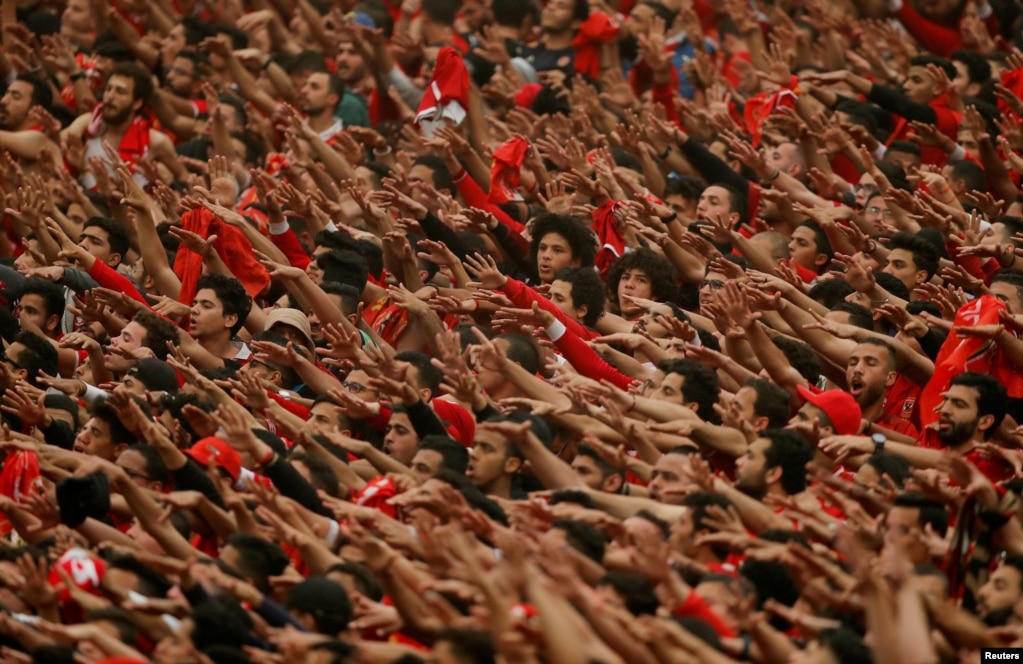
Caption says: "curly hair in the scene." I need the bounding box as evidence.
[528,213,598,270]
[605,248,678,313]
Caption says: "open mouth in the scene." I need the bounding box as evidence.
[848,377,864,398]
[466,463,475,477]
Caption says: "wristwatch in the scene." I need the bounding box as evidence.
[872,432,887,455]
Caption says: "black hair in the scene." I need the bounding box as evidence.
[158,392,215,446]
[89,400,138,447]
[808,278,855,308]
[570,0,590,23]
[492,0,539,27]
[435,628,496,664]
[886,232,940,282]
[828,302,874,331]
[191,602,248,652]
[552,265,607,328]
[948,159,987,196]
[909,54,957,81]
[606,248,678,312]
[83,216,131,264]
[195,273,252,335]
[432,468,508,526]
[285,577,353,635]
[360,161,394,189]
[857,336,898,370]
[132,309,180,359]
[887,139,923,157]
[14,72,53,110]
[665,175,704,205]
[110,61,155,104]
[124,443,170,486]
[317,249,369,293]
[993,268,1023,306]
[862,453,912,488]
[760,428,815,495]
[796,220,833,274]
[20,279,64,326]
[422,0,459,25]
[547,488,597,508]
[656,359,721,423]
[394,350,444,398]
[893,492,949,537]
[528,213,598,270]
[224,533,291,594]
[951,49,992,85]
[249,331,302,388]
[11,330,57,383]
[492,333,541,374]
[326,561,385,602]
[551,518,607,563]
[633,509,670,539]
[575,442,625,484]
[412,154,455,193]
[419,434,470,475]
[743,377,791,429]
[289,451,340,497]
[769,336,820,385]
[597,571,659,615]
[681,491,735,559]
[874,271,911,302]
[104,554,173,597]
[949,371,1008,439]
[709,182,748,223]
[320,282,362,318]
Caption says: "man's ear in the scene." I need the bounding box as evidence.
[45,314,59,335]
[108,252,122,268]
[764,465,782,487]
[814,252,829,268]
[885,370,897,389]
[223,313,239,331]
[977,413,995,436]
[504,457,523,475]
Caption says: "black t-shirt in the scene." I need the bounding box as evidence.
[520,44,575,78]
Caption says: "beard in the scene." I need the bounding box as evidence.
[102,103,134,126]
[937,416,978,447]
[735,472,768,500]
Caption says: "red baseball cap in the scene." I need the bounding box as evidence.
[795,386,863,436]
[186,436,242,481]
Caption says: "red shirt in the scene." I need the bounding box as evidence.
[884,375,922,427]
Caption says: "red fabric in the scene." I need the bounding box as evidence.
[415,46,469,125]
[743,79,799,147]
[892,3,962,58]
[87,105,151,169]
[488,136,531,204]
[502,277,599,341]
[721,52,752,90]
[172,208,271,307]
[999,69,1023,118]
[788,259,819,284]
[552,325,634,391]
[0,451,40,536]
[918,296,1023,430]
[363,297,409,348]
[269,225,312,271]
[432,399,476,447]
[671,591,736,638]
[886,93,961,166]
[572,13,621,79]
[876,411,919,439]
[592,201,626,278]
[352,476,399,519]
[87,260,150,309]
[267,391,311,420]
[919,429,1015,483]
[454,172,525,233]
[883,375,921,427]
[514,83,543,109]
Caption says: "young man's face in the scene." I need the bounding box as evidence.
[190,288,234,340]
[79,225,120,267]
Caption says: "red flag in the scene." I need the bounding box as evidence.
[592,200,626,277]
[573,13,621,79]
[743,86,798,147]
[415,46,470,127]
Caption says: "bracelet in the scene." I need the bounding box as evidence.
[628,394,637,412]
[763,167,781,182]
[261,56,273,70]
[662,212,679,224]
[373,145,392,156]
[871,296,890,305]
[864,239,877,254]
[69,71,86,83]
[659,146,672,159]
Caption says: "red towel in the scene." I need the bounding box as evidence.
[173,208,271,308]
[488,135,530,204]
[743,77,799,147]
[573,13,620,79]
[87,104,151,166]
[592,200,626,277]
[415,46,470,127]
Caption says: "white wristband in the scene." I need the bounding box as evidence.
[325,518,341,545]
[545,319,568,342]
[268,220,289,236]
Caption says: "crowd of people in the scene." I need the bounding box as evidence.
[0,0,1022,662]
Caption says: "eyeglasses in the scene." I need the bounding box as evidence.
[866,206,894,218]
[122,467,152,482]
[700,279,725,291]
[0,351,25,371]
[343,381,369,394]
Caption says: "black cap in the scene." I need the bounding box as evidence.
[127,359,180,394]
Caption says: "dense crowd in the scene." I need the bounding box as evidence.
[0,0,1022,662]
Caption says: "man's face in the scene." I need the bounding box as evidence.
[18,294,58,338]
[160,25,187,66]
[902,66,938,104]
[334,42,366,85]
[990,281,1023,316]
[106,320,147,373]
[647,453,690,504]
[62,0,96,32]
[734,438,771,499]
[383,411,418,465]
[117,448,161,490]
[410,449,445,485]
[732,386,759,426]
[308,401,340,437]
[951,60,971,96]
[0,342,28,390]
[846,343,894,409]
[549,279,584,324]
[571,454,614,492]
[766,142,802,178]
[166,56,197,98]
[883,506,929,564]
[79,225,119,267]
[977,563,1023,621]
[0,80,34,131]
[343,369,379,404]
[626,3,656,35]
[190,288,233,340]
[299,72,336,116]
[102,74,140,126]
[634,303,675,339]
[467,429,512,492]
[883,248,925,291]
[699,270,727,312]
[474,338,511,395]
[541,0,577,32]
[788,225,822,272]
[74,417,121,460]
[884,149,921,172]
[696,185,735,223]
[617,268,652,317]
[535,232,577,284]
[650,373,686,406]
[936,384,983,447]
